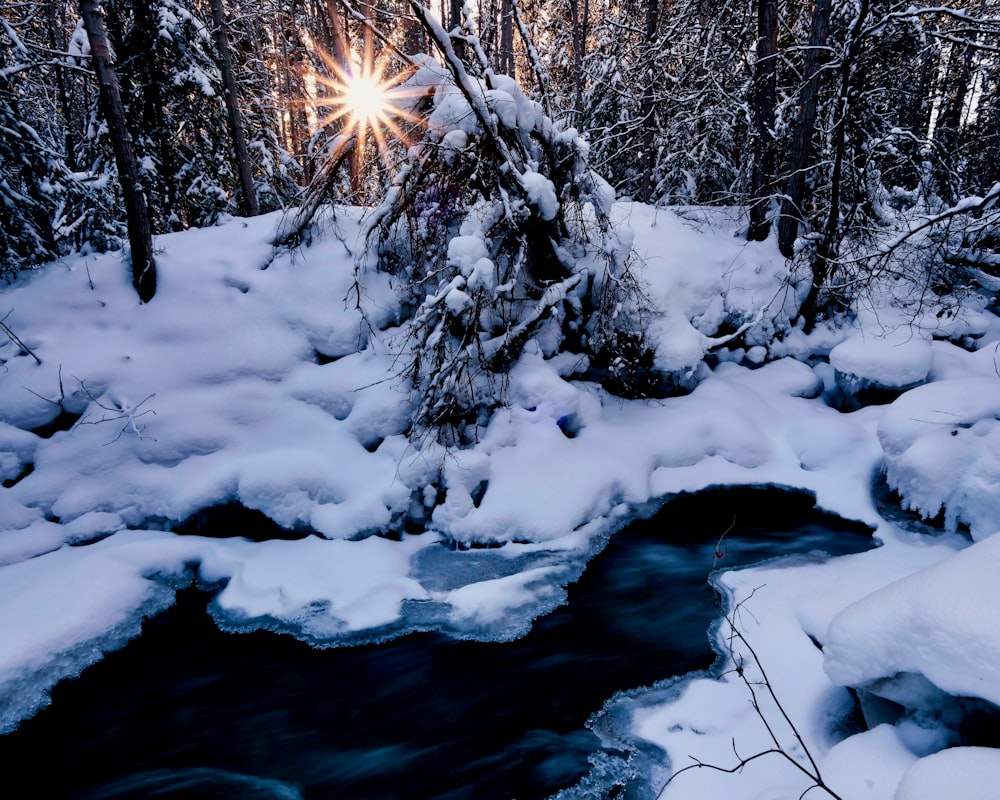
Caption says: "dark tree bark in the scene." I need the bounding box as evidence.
[499,0,514,77]
[802,0,871,332]
[637,0,659,203]
[777,0,830,257]
[46,2,79,172]
[933,39,975,203]
[568,0,589,124]
[209,0,259,217]
[747,0,778,241]
[79,0,156,303]
[449,0,465,58]
[900,46,935,137]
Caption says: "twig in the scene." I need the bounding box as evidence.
[77,379,157,444]
[657,590,845,800]
[23,365,66,407]
[0,310,42,365]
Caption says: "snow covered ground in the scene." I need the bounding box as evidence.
[1,204,999,798]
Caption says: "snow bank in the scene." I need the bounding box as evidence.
[638,526,960,800]
[824,530,1000,707]
[830,329,933,390]
[617,205,803,375]
[878,376,1000,539]
[0,535,175,733]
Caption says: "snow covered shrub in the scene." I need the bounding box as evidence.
[282,2,651,446]
[380,11,651,443]
[836,184,1000,324]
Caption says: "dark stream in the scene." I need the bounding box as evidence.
[0,487,873,800]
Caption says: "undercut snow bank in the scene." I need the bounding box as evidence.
[878,376,1000,539]
[830,330,933,390]
[823,530,1000,707]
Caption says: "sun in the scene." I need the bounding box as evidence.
[341,74,388,128]
[310,46,423,177]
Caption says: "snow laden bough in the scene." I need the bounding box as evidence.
[279,1,649,446]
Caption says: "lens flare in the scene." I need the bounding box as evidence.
[310,46,423,179]
[342,74,387,127]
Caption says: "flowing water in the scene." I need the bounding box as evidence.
[0,487,873,800]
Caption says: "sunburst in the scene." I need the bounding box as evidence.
[312,45,423,175]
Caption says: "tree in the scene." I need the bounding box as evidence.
[637,0,661,203]
[0,5,107,275]
[747,0,778,241]
[0,73,58,275]
[281,0,650,443]
[777,0,831,257]
[79,0,156,302]
[208,0,259,217]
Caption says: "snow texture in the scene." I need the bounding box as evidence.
[878,376,1000,539]
[830,328,933,389]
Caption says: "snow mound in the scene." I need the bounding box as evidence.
[895,747,1000,800]
[823,531,1000,707]
[830,330,932,390]
[878,376,1000,539]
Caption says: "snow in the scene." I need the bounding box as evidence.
[877,377,1000,540]
[830,328,933,389]
[895,747,1000,800]
[824,530,1000,707]
[521,170,559,220]
[1,202,1000,800]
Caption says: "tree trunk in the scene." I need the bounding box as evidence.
[802,0,870,332]
[777,0,830,257]
[209,0,260,217]
[449,0,465,58]
[900,46,934,137]
[933,39,975,203]
[568,0,589,125]
[79,0,156,303]
[46,2,79,172]
[322,0,351,70]
[747,0,777,241]
[499,0,514,77]
[637,0,659,203]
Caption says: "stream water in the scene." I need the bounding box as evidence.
[0,487,873,800]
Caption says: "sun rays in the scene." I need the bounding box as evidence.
[311,45,423,176]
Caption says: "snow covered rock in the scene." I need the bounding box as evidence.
[830,330,932,405]
[878,376,1000,539]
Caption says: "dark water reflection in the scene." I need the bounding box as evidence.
[0,487,872,800]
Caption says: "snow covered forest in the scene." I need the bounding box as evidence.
[2,1,1000,799]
